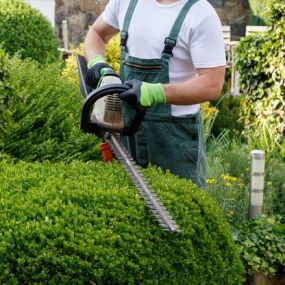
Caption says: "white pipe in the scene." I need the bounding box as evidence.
[249,150,265,219]
[62,20,69,50]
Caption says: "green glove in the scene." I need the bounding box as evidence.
[120,79,166,109]
[86,54,114,88]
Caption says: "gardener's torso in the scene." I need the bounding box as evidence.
[102,0,226,116]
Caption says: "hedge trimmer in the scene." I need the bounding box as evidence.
[76,54,179,233]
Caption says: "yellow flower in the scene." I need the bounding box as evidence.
[206,178,216,185]
[220,174,238,182]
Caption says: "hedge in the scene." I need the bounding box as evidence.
[0,0,60,64]
[0,49,101,162]
[0,159,244,284]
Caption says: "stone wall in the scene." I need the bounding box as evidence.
[55,0,108,46]
[209,0,250,40]
[55,0,250,46]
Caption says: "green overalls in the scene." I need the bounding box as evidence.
[120,0,206,189]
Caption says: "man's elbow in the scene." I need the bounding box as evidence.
[208,80,224,101]
[199,66,226,102]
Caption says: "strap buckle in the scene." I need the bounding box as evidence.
[120,31,128,47]
[163,37,177,57]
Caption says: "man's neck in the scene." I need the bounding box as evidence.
[157,0,180,4]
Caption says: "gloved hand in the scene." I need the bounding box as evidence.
[120,79,166,109]
[85,54,114,88]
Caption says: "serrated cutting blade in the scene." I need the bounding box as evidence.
[107,134,180,233]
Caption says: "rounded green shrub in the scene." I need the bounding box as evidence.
[0,49,100,162]
[0,159,244,284]
[0,0,60,64]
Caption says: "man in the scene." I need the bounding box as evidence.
[84,0,226,188]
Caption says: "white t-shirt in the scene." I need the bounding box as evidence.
[102,0,226,116]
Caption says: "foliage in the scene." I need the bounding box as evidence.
[0,49,101,162]
[0,0,60,64]
[105,34,121,74]
[235,0,285,155]
[211,95,243,138]
[233,216,285,275]
[200,102,219,142]
[206,136,250,224]
[0,159,244,284]
[249,0,268,19]
[61,34,121,88]
[263,154,285,217]
[266,0,285,25]
[248,0,268,25]
[207,135,285,224]
[61,43,84,89]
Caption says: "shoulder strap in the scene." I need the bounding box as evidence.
[120,0,138,49]
[163,0,198,57]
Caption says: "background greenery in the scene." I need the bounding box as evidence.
[248,0,268,25]
[236,0,285,150]
[0,0,60,64]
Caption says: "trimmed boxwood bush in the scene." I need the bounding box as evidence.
[0,159,244,284]
[0,0,60,64]
[0,49,101,162]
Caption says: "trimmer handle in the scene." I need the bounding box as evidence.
[76,54,145,138]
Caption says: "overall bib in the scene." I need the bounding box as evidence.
[120,0,206,188]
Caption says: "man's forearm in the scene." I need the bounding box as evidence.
[84,28,106,61]
[163,66,225,105]
[84,15,119,62]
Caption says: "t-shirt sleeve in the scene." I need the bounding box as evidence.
[190,14,226,68]
[101,0,120,29]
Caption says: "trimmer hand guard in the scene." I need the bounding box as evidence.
[76,54,145,138]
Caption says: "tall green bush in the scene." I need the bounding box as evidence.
[235,0,285,154]
[0,0,60,64]
[0,159,244,284]
[0,49,100,162]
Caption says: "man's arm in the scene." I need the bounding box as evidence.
[84,15,119,61]
[120,67,226,109]
[163,66,225,105]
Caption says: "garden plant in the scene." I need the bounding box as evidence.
[0,0,60,64]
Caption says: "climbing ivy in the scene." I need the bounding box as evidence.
[235,0,285,153]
